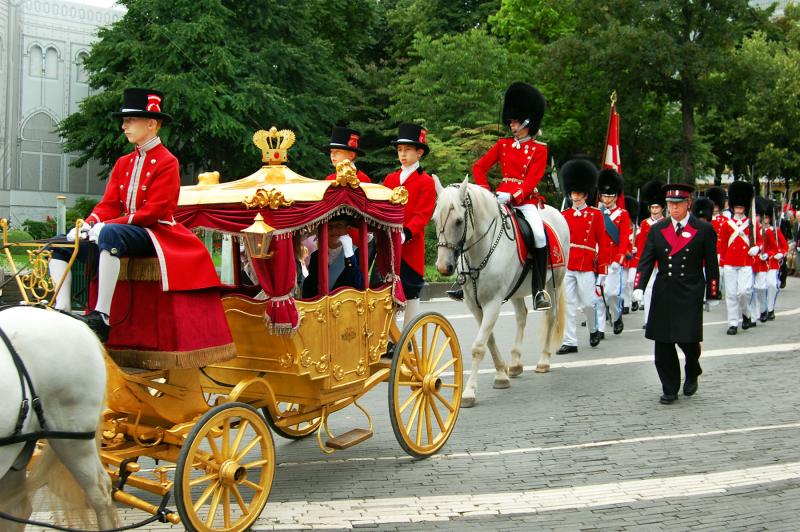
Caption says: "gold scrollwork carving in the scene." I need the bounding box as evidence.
[355,299,365,315]
[356,359,367,376]
[253,127,296,165]
[22,249,54,301]
[390,186,409,205]
[299,349,312,368]
[242,187,294,210]
[315,355,330,374]
[330,159,361,189]
[330,301,341,318]
[278,353,294,369]
[332,364,345,381]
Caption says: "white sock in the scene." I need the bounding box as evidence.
[403,298,421,330]
[95,250,120,318]
[48,259,72,312]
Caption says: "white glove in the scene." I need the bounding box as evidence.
[608,262,621,273]
[747,246,760,257]
[775,253,784,260]
[631,246,638,254]
[88,222,105,243]
[633,289,644,301]
[496,192,512,205]
[759,252,768,261]
[66,226,89,242]
[400,232,406,244]
[596,274,607,285]
[338,234,354,258]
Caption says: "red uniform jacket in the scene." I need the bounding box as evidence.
[763,226,788,270]
[88,142,219,292]
[561,205,611,274]
[711,214,726,256]
[382,167,436,276]
[599,205,631,266]
[325,169,371,183]
[630,217,661,269]
[717,216,762,268]
[473,138,547,206]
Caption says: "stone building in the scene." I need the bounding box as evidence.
[0,0,122,224]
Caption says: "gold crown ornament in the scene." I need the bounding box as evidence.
[253,127,296,165]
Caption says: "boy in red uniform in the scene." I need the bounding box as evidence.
[595,169,630,336]
[718,181,761,335]
[556,159,610,354]
[323,126,371,183]
[763,201,788,320]
[48,88,219,341]
[469,82,551,310]
[382,123,436,327]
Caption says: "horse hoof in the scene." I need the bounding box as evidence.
[493,378,511,389]
[508,365,524,377]
[462,396,476,408]
[534,364,550,373]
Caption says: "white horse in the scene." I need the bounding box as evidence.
[433,178,569,407]
[0,306,116,531]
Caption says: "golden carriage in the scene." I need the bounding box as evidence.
[1,128,462,531]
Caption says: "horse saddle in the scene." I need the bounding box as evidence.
[506,206,566,269]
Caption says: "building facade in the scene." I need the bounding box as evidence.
[0,0,122,224]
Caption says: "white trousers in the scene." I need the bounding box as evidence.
[766,269,779,312]
[516,203,546,248]
[563,270,598,347]
[724,265,753,327]
[749,271,767,318]
[623,267,635,307]
[596,262,624,332]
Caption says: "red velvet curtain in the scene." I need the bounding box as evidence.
[248,237,298,333]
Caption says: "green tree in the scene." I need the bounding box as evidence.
[60,0,362,181]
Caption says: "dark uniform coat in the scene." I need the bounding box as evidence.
[634,215,720,343]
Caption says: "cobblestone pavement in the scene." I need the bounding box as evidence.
[28,278,800,531]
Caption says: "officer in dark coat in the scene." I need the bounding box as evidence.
[633,183,720,404]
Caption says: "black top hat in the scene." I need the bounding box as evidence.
[111,88,172,122]
[705,186,725,209]
[390,123,429,156]
[561,158,597,196]
[663,183,694,202]
[322,126,365,157]
[692,198,714,221]
[641,180,666,207]
[502,82,546,134]
[598,168,623,196]
[728,181,754,209]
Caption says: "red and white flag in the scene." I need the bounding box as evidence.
[602,92,625,208]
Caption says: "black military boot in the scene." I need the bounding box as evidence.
[622,306,630,315]
[631,301,639,312]
[727,326,738,335]
[759,311,768,323]
[532,246,551,311]
[767,310,775,320]
[741,315,752,330]
[613,317,624,334]
[77,310,110,343]
[589,331,601,347]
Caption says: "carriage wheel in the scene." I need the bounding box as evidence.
[174,402,275,532]
[263,402,322,440]
[388,312,462,458]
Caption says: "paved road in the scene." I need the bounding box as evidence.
[31,278,800,531]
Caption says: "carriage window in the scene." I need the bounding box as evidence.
[195,229,243,287]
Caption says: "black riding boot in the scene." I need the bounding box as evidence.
[532,246,551,311]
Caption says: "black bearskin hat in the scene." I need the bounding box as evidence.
[728,180,754,209]
[561,158,598,196]
[705,186,725,210]
[641,180,666,207]
[502,82,546,133]
[692,198,714,221]
[598,168,623,196]
[638,199,651,221]
[755,196,770,216]
[625,196,639,224]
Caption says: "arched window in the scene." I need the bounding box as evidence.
[20,112,62,191]
[44,47,59,79]
[29,45,43,77]
[76,52,89,83]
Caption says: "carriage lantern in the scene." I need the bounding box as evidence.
[242,213,275,259]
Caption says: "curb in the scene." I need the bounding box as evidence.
[420,282,455,301]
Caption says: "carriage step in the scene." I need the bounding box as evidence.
[325,428,373,449]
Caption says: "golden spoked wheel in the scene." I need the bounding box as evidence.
[388,312,462,458]
[174,402,275,532]
[264,402,322,440]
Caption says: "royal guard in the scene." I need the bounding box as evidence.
[718,180,761,335]
[749,197,772,323]
[706,186,727,236]
[556,159,610,354]
[594,169,630,336]
[691,197,714,223]
[48,88,220,341]
[633,184,720,405]
[323,126,371,183]
[469,82,551,310]
[632,181,666,325]
[763,201,788,320]
[622,196,640,314]
[382,123,436,328]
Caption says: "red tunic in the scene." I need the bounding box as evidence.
[630,217,660,268]
[382,168,437,276]
[325,169,371,183]
[763,226,789,270]
[561,205,611,274]
[717,216,762,268]
[599,205,631,265]
[472,138,547,206]
[88,143,219,292]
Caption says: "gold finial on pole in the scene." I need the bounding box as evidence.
[610,90,618,105]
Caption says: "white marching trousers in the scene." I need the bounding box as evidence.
[563,270,598,346]
[516,203,546,248]
[48,258,72,312]
[596,263,624,332]
[766,269,779,312]
[624,267,635,306]
[724,265,753,327]
[749,271,767,318]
